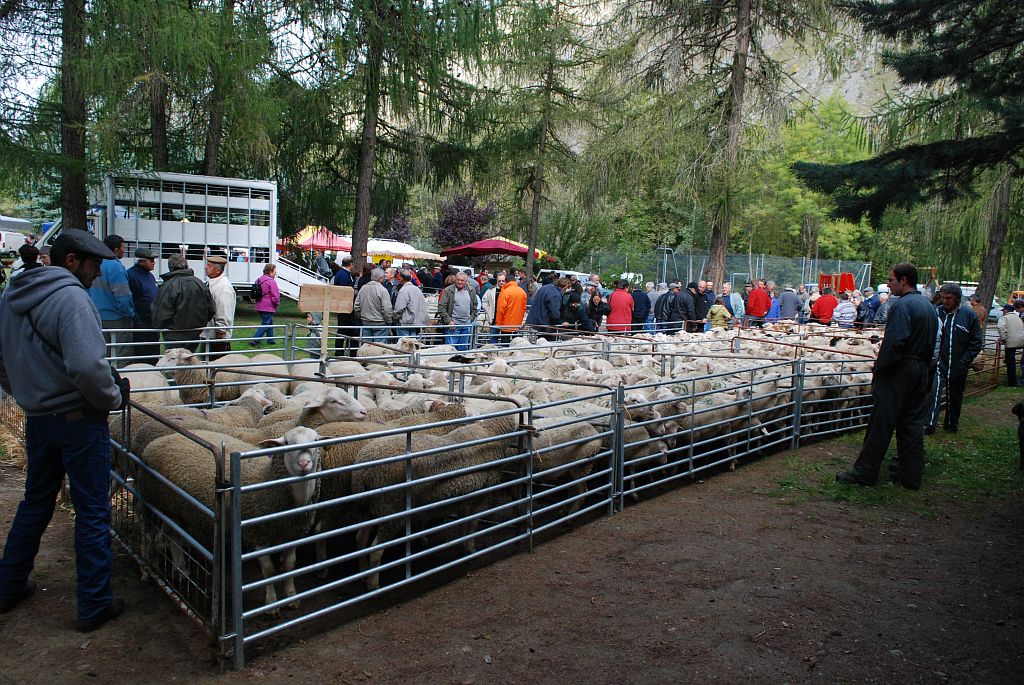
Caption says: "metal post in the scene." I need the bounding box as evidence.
[405,431,413,582]
[525,405,535,552]
[791,358,805,448]
[612,386,625,513]
[230,451,244,671]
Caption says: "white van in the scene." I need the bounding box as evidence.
[0,231,28,258]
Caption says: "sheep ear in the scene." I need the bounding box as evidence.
[299,404,323,424]
[257,437,286,449]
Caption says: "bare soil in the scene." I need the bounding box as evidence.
[0,408,1021,684]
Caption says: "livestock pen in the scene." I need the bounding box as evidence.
[98,326,894,668]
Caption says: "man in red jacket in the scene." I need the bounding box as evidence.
[746,282,771,327]
[811,287,840,325]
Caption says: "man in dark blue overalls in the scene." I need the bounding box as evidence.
[837,264,938,490]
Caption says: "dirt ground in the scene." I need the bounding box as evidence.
[0,402,1021,684]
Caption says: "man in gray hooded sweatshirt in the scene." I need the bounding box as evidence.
[0,229,127,632]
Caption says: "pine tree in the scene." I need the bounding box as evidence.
[792,0,1024,307]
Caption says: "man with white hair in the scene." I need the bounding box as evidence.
[721,282,745,324]
[354,268,393,344]
[437,270,478,351]
[200,254,235,357]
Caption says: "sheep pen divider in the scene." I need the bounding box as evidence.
[107,337,886,670]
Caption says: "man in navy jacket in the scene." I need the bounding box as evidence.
[926,283,984,433]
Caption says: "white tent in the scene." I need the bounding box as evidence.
[0,215,33,233]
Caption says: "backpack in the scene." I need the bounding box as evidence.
[249,277,263,303]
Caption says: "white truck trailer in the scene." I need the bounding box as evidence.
[37,170,325,298]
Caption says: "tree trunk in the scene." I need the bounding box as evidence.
[60,0,87,230]
[976,172,1011,309]
[704,0,751,285]
[351,34,383,272]
[802,212,818,260]
[525,64,553,285]
[202,0,235,176]
[150,71,169,171]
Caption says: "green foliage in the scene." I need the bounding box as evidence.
[793,0,1024,223]
[738,96,870,258]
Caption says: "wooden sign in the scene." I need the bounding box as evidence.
[297,284,354,314]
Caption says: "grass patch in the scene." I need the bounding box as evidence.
[769,386,1023,512]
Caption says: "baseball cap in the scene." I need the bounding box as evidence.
[51,229,116,260]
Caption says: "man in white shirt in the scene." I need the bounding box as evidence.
[201,254,236,357]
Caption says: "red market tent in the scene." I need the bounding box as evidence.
[279,227,352,252]
[439,236,550,260]
[299,228,351,252]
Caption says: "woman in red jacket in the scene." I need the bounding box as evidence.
[605,280,635,333]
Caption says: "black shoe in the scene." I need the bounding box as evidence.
[943,425,958,434]
[890,475,920,491]
[836,471,875,486]
[77,598,124,633]
[923,425,936,435]
[0,580,36,614]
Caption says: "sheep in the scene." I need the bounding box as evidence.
[349,412,522,590]
[255,387,367,428]
[529,417,606,514]
[157,348,254,404]
[245,352,292,392]
[130,387,367,455]
[137,426,323,612]
[306,402,471,571]
[120,363,179,407]
[110,385,274,449]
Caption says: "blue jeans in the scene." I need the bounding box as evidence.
[645,313,655,333]
[362,326,390,344]
[253,312,275,343]
[445,325,473,351]
[0,411,113,622]
[395,327,419,339]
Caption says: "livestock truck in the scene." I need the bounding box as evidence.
[36,170,325,298]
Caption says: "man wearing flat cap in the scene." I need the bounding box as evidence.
[0,229,128,632]
[152,253,216,352]
[201,254,236,357]
[127,248,160,363]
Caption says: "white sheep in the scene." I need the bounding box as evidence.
[349,412,521,589]
[120,363,179,407]
[138,426,324,612]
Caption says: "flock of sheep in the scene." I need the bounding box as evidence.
[110,324,879,616]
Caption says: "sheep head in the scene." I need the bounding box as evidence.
[258,426,323,505]
[237,387,274,410]
[156,348,195,369]
[300,388,369,424]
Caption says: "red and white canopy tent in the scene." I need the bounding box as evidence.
[439,236,552,261]
[279,227,441,261]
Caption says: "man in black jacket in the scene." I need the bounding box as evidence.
[925,283,984,433]
[676,282,699,333]
[151,254,216,352]
[837,263,938,490]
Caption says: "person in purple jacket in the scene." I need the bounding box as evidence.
[251,263,281,346]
